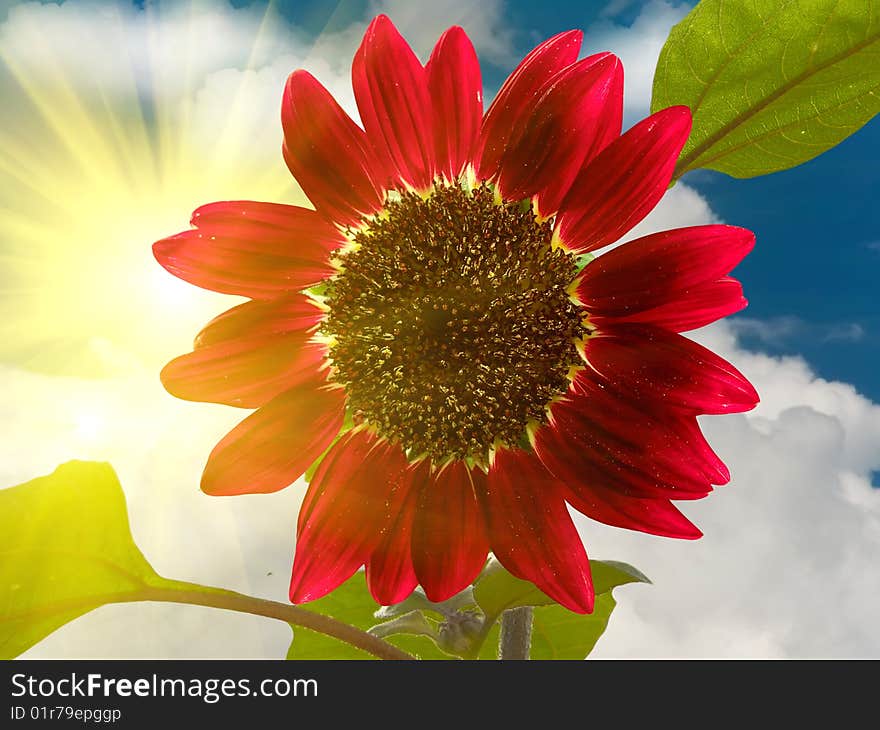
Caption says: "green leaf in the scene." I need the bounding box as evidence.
[367,611,439,642]
[473,558,649,621]
[285,573,451,660]
[529,595,617,659]
[477,594,617,660]
[472,560,551,618]
[373,586,476,620]
[0,461,411,661]
[593,560,652,593]
[0,461,203,658]
[652,0,880,179]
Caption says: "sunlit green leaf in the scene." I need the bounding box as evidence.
[528,594,617,660]
[285,573,451,660]
[653,0,880,179]
[477,594,617,660]
[0,461,201,658]
[0,461,410,661]
[473,558,648,621]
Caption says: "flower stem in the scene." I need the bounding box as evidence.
[136,585,415,661]
[498,606,533,660]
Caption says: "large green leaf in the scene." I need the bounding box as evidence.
[471,560,647,659]
[652,0,880,179]
[477,594,617,660]
[0,461,411,660]
[473,558,648,622]
[0,461,194,658]
[285,573,450,660]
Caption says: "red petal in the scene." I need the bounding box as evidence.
[479,449,594,614]
[583,325,759,414]
[671,415,730,485]
[153,203,340,299]
[590,277,747,332]
[475,30,583,182]
[201,379,345,496]
[365,461,427,605]
[554,106,692,253]
[190,201,347,249]
[281,70,384,226]
[411,461,489,602]
[497,53,623,216]
[536,380,716,501]
[578,225,754,316]
[353,15,435,190]
[290,432,415,603]
[426,26,482,181]
[564,485,702,539]
[160,294,327,408]
[161,333,326,409]
[193,294,324,348]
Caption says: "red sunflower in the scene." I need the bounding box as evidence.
[153,15,758,614]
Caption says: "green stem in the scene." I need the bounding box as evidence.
[498,606,533,660]
[135,585,414,661]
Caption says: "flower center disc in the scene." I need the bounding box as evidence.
[322,184,585,462]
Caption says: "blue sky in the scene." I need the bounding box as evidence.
[2,0,879,658]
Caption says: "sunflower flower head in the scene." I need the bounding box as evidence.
[153,15,759,615]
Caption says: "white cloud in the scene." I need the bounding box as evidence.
[369,0,517,66]
[731,316,867,346]
[599,0,641,18]
[822,322,865,343]
[729,316,804,343]
[0,0,519,198]
[0,1,361,174]
[0,1,298,98]
[584,0,693,124]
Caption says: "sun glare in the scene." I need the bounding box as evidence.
[0,0,310,379]
[73,409,106,443]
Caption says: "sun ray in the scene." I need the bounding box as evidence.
[0,0,327,378]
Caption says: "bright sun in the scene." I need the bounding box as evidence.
[0,1,312,378]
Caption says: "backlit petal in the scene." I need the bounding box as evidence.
[291,432,416,603]
[282,70,384,226]
[497,53,623,217]
[582,325,759,414]
[412,461,489,603]
[201,379,345,496]
[554,106,692,253]
[426,26,482,181]
[589,277,747,332]
[161,334,326,409]
[475,30,583,181]
[479,449,594,614]
[153,202,341,298]
[353,15,435,190]
[578,225,754,317]
[366,460,427,605]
